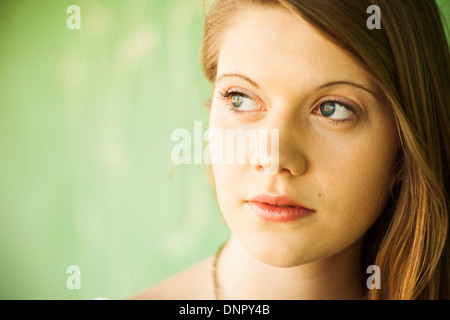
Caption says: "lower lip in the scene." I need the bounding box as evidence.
[247,201,316,222]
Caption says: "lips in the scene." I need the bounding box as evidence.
[246,194,316,222]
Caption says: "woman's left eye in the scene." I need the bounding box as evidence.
[316,101,355,120]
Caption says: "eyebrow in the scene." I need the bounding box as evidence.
[216,73,377,97]
[216,73,260,89]
[319,81,377,96]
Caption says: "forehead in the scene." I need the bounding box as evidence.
[217,5,374,91]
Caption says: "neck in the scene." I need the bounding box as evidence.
[216,235,366,300]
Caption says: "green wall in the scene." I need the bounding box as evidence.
[0,0,448,299]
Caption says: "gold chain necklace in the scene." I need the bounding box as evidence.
[212,241,227,300]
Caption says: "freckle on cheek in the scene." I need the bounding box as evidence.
[318,193,322,197]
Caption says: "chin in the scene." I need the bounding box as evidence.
[259,256,307,268]
[253,249,315,268]
[243,236,320,268]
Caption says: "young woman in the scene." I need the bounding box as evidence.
[132,0,450,300]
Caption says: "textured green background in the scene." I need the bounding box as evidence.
[0,0,449,299]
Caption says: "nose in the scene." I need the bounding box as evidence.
[252,111,307,177]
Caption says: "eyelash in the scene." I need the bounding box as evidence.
[315,97,358,126]
[218,89,255,115]
[218,89,358,125]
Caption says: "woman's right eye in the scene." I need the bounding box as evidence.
[230,93,259,111]
[219,90,262,112]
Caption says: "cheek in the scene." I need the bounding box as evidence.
[211,162,244,234]
[316,129,398,228]
[211,160,247,201]
[209,105,245,217]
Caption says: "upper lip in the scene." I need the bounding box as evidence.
[248,194,315,211]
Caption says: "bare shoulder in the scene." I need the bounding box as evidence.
[127,254,215,300]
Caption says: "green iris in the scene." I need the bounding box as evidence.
[231,95,244,109]
[320,102,337,117]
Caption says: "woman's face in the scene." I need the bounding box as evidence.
[209,6,399,267]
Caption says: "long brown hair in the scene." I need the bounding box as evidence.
[201,0,450,299]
